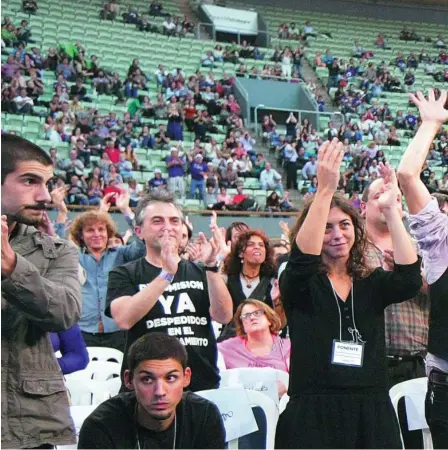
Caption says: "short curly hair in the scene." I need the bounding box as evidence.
[69,210,117,248]
[235,299,282,337]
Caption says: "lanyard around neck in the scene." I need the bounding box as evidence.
[328,279,364,344]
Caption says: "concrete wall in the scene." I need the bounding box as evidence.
[47,210,297,237]
[234,77,317,127]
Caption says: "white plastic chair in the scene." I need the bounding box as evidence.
[389,377,433,450]
[245,389,279,450]
[279,393,289,413]
[65,361,121,382]
[220,367,289,405]
[217,349,226,371]
[197,388,279,450]
[66,377,121,406]
[86,347,124,364]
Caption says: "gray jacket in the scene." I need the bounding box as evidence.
[1,224,82,448]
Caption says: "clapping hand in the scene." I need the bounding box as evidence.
[99,192,115,212]
[210,211,231,259]
[51,185,68,212]
[37,211,56,237]
[160,230,179,275]
[115,188,131,213]
[409,89,448,126]
[184,241,201,261]
[1,215,16,277]
[316,138,344,193]
[377,162,400,214]
[279,221,290,238]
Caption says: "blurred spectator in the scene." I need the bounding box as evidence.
[166,148,185,197]
[128,178,144,207]
[301,155,318,180]
[148,168,168,192]
[260,162,284,194]
[22,0,38,13]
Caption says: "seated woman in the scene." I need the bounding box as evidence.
[219,299,290,370]
[219,299,290,397]
[51,323,89,375]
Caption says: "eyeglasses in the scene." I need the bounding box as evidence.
[240,309,265,321]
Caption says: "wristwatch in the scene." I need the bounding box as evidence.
[204,261,221,272]
[159,269,175,282]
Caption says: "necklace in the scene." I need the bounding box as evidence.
[241,272,260,289]
[135,404,177,450]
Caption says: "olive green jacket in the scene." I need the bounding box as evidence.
[1,224,82,448]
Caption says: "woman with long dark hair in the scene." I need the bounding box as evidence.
[276,139,422,449]
[218,229,283,341]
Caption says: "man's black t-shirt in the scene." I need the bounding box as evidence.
[106,258,220,392]
[78,391,226,449]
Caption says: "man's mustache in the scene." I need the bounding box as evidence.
[23,203,47,210]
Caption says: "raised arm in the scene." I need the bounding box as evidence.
[296,139,343,254]
[397,89,448,214]
[196,213,233,324]
[377,163,417,265]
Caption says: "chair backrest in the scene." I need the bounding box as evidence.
[240,390,279,450]
[86,346,124,364]
[389,377,433,450]
[66,377,120,406]
[279,393,289,413]
[65,361,122,382]
[217,349,226,371]
[197,387,278,450]
[220,367,288,406]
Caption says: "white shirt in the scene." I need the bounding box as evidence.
[163,21,176,30]
[14,95,33,105]
[260,169,282,185]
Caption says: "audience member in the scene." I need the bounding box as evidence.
[106,192,233,391]
[1,135,81,449]
[78,333,226,449]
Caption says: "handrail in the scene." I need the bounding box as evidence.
[48,204,299,217]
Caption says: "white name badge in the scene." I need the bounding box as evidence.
[331,340,364,367]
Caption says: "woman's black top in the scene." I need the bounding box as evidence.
[280,242,422,397]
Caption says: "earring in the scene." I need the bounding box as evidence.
[241,259,244,265]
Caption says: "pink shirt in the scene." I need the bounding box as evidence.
[218,336,291,372]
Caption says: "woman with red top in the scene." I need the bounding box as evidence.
[183,99,197,131]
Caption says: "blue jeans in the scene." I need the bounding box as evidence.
[190,179,204,200]
[124,83,138,98]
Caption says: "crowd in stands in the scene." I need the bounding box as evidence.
[1,11,298,212]
[2,0,448,447]
[100,0,195,37]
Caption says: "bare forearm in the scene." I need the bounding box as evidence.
[111,276,170,329]
[398,122,440,179]
[397,122,437,213]
[296,188,333,255]
[206,271,233,324]
[384,209,417,265]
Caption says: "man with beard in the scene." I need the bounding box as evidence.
[1,134,81,449]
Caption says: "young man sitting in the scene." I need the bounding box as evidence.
[78,333,226,449]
